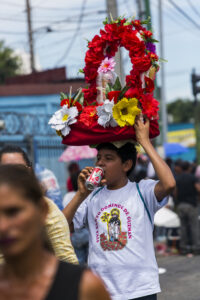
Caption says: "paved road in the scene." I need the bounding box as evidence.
[157,255,200,300]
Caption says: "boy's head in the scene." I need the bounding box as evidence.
[96,142,137,178]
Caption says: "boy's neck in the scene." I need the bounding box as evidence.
[107,177,128,190]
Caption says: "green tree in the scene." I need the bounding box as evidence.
[167,98,196,123]
[0,41,22,84]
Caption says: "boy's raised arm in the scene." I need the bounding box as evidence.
[63,167,93,225]
[134,117,176,202]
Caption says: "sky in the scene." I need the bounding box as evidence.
[1,0,200,103]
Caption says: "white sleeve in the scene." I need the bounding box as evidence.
[138,179,168,216]
[73,197,89,230]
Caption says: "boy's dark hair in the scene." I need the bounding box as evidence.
[0,145,32,167]
[96,142,137,176]
[0,164,43,205]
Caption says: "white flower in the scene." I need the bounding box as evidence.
[97,100,118,128]
[48,105,78,136]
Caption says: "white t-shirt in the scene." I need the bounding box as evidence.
[73,179,168,300]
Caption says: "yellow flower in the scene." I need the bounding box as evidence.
[112,98,141,127]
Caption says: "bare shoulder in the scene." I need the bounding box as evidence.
[79,269,111,300]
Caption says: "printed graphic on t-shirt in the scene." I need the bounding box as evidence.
[94,204,132,251]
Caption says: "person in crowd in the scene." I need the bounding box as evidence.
[175,160,200,255]
[63,118,176,300]
[129,154,148,183]
[0,164,111,300]
[67,162,80,192]
[0,145,78,264]
[35,163,63,210]
[63,171,89,265]
[173,159,183,178]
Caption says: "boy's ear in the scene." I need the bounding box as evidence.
[123,159,133,173]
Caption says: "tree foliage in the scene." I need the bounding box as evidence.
[0,41,22,84]
[167,98,196,123]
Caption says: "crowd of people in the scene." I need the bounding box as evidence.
[0,118,177,300]
[0,130,199,298]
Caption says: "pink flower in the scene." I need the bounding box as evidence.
[98,57,116,74]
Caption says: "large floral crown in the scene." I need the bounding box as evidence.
[49,16,160,146]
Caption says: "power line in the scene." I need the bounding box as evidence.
[35,24,100,50]
[168,0,200,30]
[151,0,195,32]
[187,0,200,19]
[54,0,87,67]
[0,0,24,7]
[0,30,26,35]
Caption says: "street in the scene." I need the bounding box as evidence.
[157,255,200,300]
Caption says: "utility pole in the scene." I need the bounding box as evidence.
[137,0,168,144]
[26,0,35,72]
[158,0,167,144]
[191,69,200,164]
[106,0,124,84]
[136,0,151,30]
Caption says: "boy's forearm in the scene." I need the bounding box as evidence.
[63,191,86,225]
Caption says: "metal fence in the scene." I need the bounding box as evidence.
[0,112,95,197]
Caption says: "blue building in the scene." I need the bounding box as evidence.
[0,70,87,196]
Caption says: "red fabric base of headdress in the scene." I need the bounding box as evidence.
[62,120,159,146]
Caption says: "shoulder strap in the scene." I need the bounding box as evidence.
[90,186,104,202]
[136,183,153,226]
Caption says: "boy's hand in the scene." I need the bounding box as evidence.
[78,167,93,199]
[134,116,150,147]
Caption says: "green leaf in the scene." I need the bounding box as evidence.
[60,92,68,100]
[78,68,84,74]
[159,58,168,63]
[149,38,159,43]
[124,21,131,26]
[89,101,98,106]
[105,82,113,95]
[119,86,129,99]
[141,16,151,25]
[103,17,109,25]
[113,77,122,91]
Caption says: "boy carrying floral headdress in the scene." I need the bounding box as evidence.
[49,16,176,300]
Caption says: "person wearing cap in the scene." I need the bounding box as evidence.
[63,117,176,300]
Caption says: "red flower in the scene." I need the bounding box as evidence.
[79,106,98,127]
[84,65,98,83]
[141,29,153,39]
[85,49,104,66]
[140,94,159,119]
[148,52,159,61]
[60,99,68,107]
[107,91,121,103]
[144,76,154,93]
[132,20,145,31]
[126,70,142,89]
[88,35,106,52]
[60,99,82,113]
[124,87,141,99]
[82,87,97,105]
[131,55,151,72]
[121,30,145,55]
